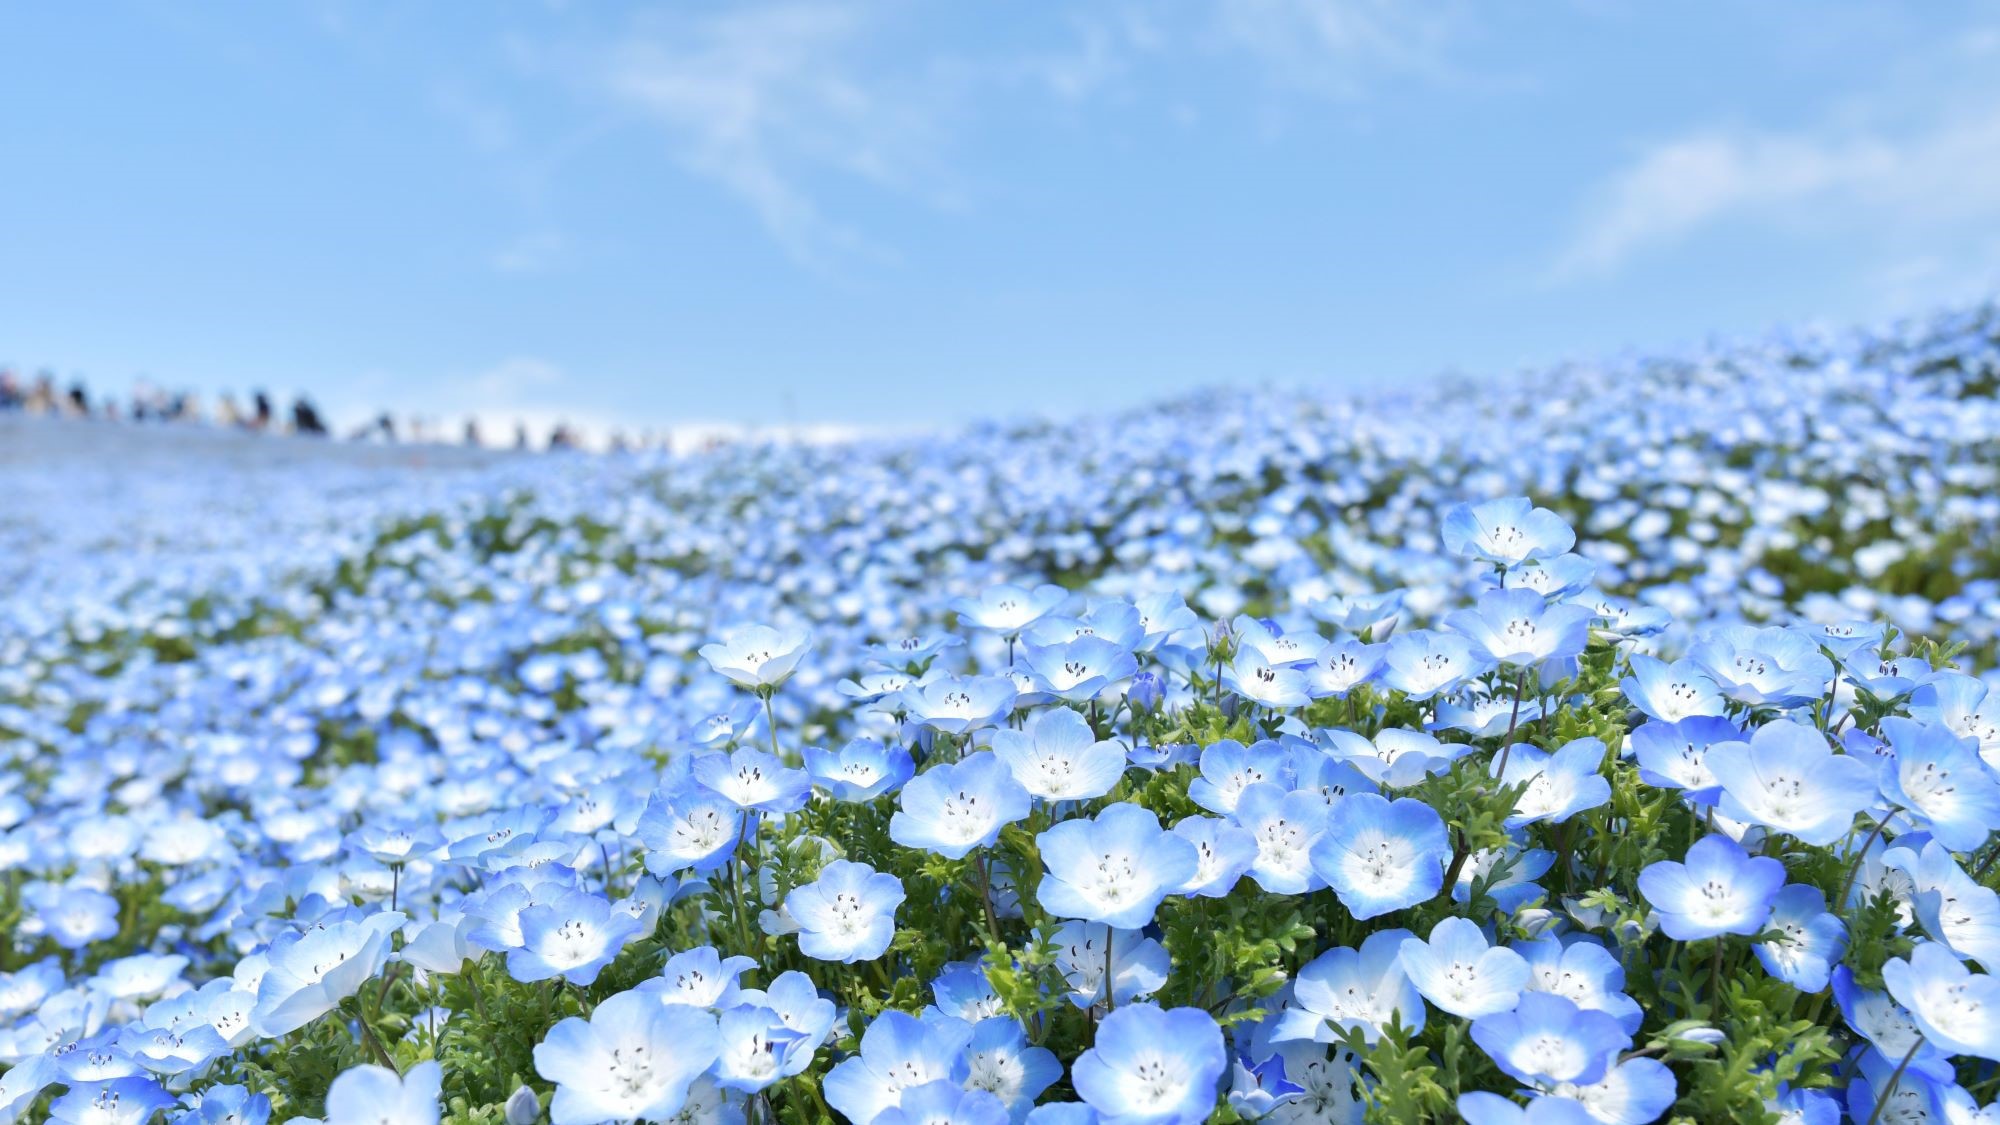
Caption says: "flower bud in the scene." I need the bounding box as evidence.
[505,1085,540,1125]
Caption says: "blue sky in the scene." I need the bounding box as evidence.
[4,2,1999,439]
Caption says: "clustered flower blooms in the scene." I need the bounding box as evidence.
[4,304,2000,1122]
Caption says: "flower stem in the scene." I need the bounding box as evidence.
[1868,1036,1925,1125]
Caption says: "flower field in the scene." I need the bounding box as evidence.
[5,302,2000,1124]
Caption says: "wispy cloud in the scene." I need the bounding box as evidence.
[489,231,568,275]
[1552,108,2000,282]
[590,3,941,269]
[1212,0,1470,97]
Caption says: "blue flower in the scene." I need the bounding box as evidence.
[252,911,403,1036]
[1687,625,1833,709]
[712,1005,809,1093]
[806,737,916,802]
[1229,782,1328,895]
[1884,941,2000,1060]
[1877,716,2000,853]
[700,624,812,692]
[640,945,760,1008]
[1628,716,1739,800]
[1188,739,1290,817]
[1440,498,1576,568]
[1496,738,1611,827]
[1398,916,1529,1019]
[507,889,647,986]
[1223,650,1312,710]
[1637,834,1785,941]
[991,707,1128,801]
[1444,588,1593,670]
[323,1060,441,1125]
[952,584,1071,636]
[877,1080,1011,1125]
[900,675,1021,736]
[891,753,1032,860]
[1753,884,1847,994]
[1309,793,1449,920]
[1036,803,1199,929]
[962,1017,1063,1123]
[1305,638,1386,699]
[1275,929,1423,1045]
[1619,654,1726,723]
[1471,991,1629,1087]
[534,991,720,1123]
[1169,815,1256,898]
[1456,1092,1598,1125]
[1705,720,1875,846]
[183,1085,272,1125]
[636,786,744,876]
[1019,637,1139,704]
[1071,1004,1227,1125]
[1380,631,1486,701]
[693,748,812,814]
[787,859,905,963]
[824,1011,975,1125]
[24,885,120,950]
[1887,841,2000,968]
[1050,921,1170,1011]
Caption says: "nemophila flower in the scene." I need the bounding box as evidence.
[1230,782,1328,895]
[1705,720,1875,846]
[1884,841,2000,968]
[1036,803,1198,929]
[1286,749,1378,809]
[693,749,811,815]
[1885,941,2000,1060]
[1547,1056,1678,1125]
[1277,930,1423,1046]
[506,888,646,986]
[1305,589,1405,637]
[1225,1051,1304,1119]
[1687,625,1834,709]
[1380,631,1484,701]
[1510,553,1597,600]
[349,821,445,867]
[1846,1048,1946,1125]
[641,946,759,1009]
[1637,834,1784,941]
[806,738,916,802]
[930,961,1006,1023]
[1583,593,1670,640]
[324,1060,441,1125]
[786,859,904,963]
[901,676,1020,736]
[699,624,812,692]
[1169,816,1257,898]
[891,753,1032,860]
[1496,738,1611,827]
[1910,672,2000,768]
[24,885,121,950]
[867,634,963,671]
[1431,693,1547,740]
[1306,638,1386,699]
[1232,616,1328,668]
[534,991,720,1124]
[1878,716,2000,853]
[1847,653,1933,699]
[1051,921,1170,1010]
[183,1085,273,1125]
[1188,739,1289,816]
[1309,794,1448,920]
[1320,728,1462,788]
[1832,964,1958,1085]
[1072,1004,1227,1125]
[48,1078,177,1125]
[636,787,745,876]
[953,584,1070,636]
[1936,1084,2000,1125]
[1628,717,1739,800]
[991,708,1127,802]
[875,1080,1011,1125]
[1456,1092,1598,1125]
[1441,498,1575,568]
[824,1011,975,1125]
[1766,1083,1841,1125]
[1019,637,1138,704]
[1619,655,1726,723]
[1024,1107,1099,1125]
[963,1017,1063,1122]
[1398,917,1530,1019]
[1753,884,1848,994]
[1453,844,1555,915]
[1516,937,1643,1033]
[712,1006,808,1094]
[252,911,403,1036]
[1444,588,1592,671]
[734,970,836,1066]
[1472,991,1629,1087]
[1225,651,1312,710]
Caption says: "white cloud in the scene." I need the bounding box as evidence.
[1553,109,2000,281]
[1213,0,1467,97]
[592,3,939,268]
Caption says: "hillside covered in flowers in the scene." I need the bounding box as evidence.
[3,301,2000,1123]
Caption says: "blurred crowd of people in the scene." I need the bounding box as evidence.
[0,368,632,452]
